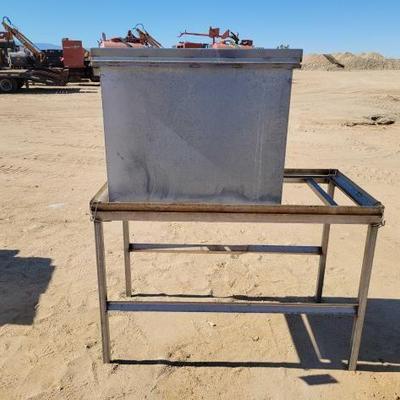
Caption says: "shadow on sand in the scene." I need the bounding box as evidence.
[0,249,55,326]
[112,293,400,374]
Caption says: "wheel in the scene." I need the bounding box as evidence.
[89,74,100,83]
[89,68,100,82]
[16,79,25,89]
[0,77,17,93]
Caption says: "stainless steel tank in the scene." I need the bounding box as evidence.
[91,48,302,204]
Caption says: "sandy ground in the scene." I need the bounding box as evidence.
[0,71,400,399]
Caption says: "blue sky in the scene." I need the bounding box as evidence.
[2,0,399,57]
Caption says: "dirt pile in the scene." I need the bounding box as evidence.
[302,52,400,71]
[301,54,343,71]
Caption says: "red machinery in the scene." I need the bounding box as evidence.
[177,27,253,49]
[100,25,162,48]
[62,39,85,68]
[61,38,98,81]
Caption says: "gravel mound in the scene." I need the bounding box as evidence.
[302,54,343,71]
[302,52,400,71]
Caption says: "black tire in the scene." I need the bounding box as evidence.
[16,79,25,89]
[0,77,17,93]
[89,74,100,83]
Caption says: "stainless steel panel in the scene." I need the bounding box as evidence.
[93,48,302,204]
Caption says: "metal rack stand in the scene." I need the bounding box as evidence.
[90,169,384,371]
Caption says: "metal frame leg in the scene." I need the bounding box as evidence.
[315,181,335,302]
[348,224,379,371]
[123,220,132,297]
[94,220,111,363]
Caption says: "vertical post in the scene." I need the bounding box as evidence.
[122,220,132,297]
[94,220,111,363]
[348,224,379,371]
[315,181,335,302]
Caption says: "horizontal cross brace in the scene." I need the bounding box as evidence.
[107,301,357,315]
[129,243,322,255]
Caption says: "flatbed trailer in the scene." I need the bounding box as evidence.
[0,67,68,92]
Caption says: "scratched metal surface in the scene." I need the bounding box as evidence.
[95,49,301,204]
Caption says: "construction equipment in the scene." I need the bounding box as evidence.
[100,24,162,48]
[61,38,99,82]
[135,24,162,48]
[2,16,46,64]
[0,16,68,92]
[177,26,253,49]
[0,16,100,92]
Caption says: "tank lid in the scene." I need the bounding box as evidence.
[90,48,303,68]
